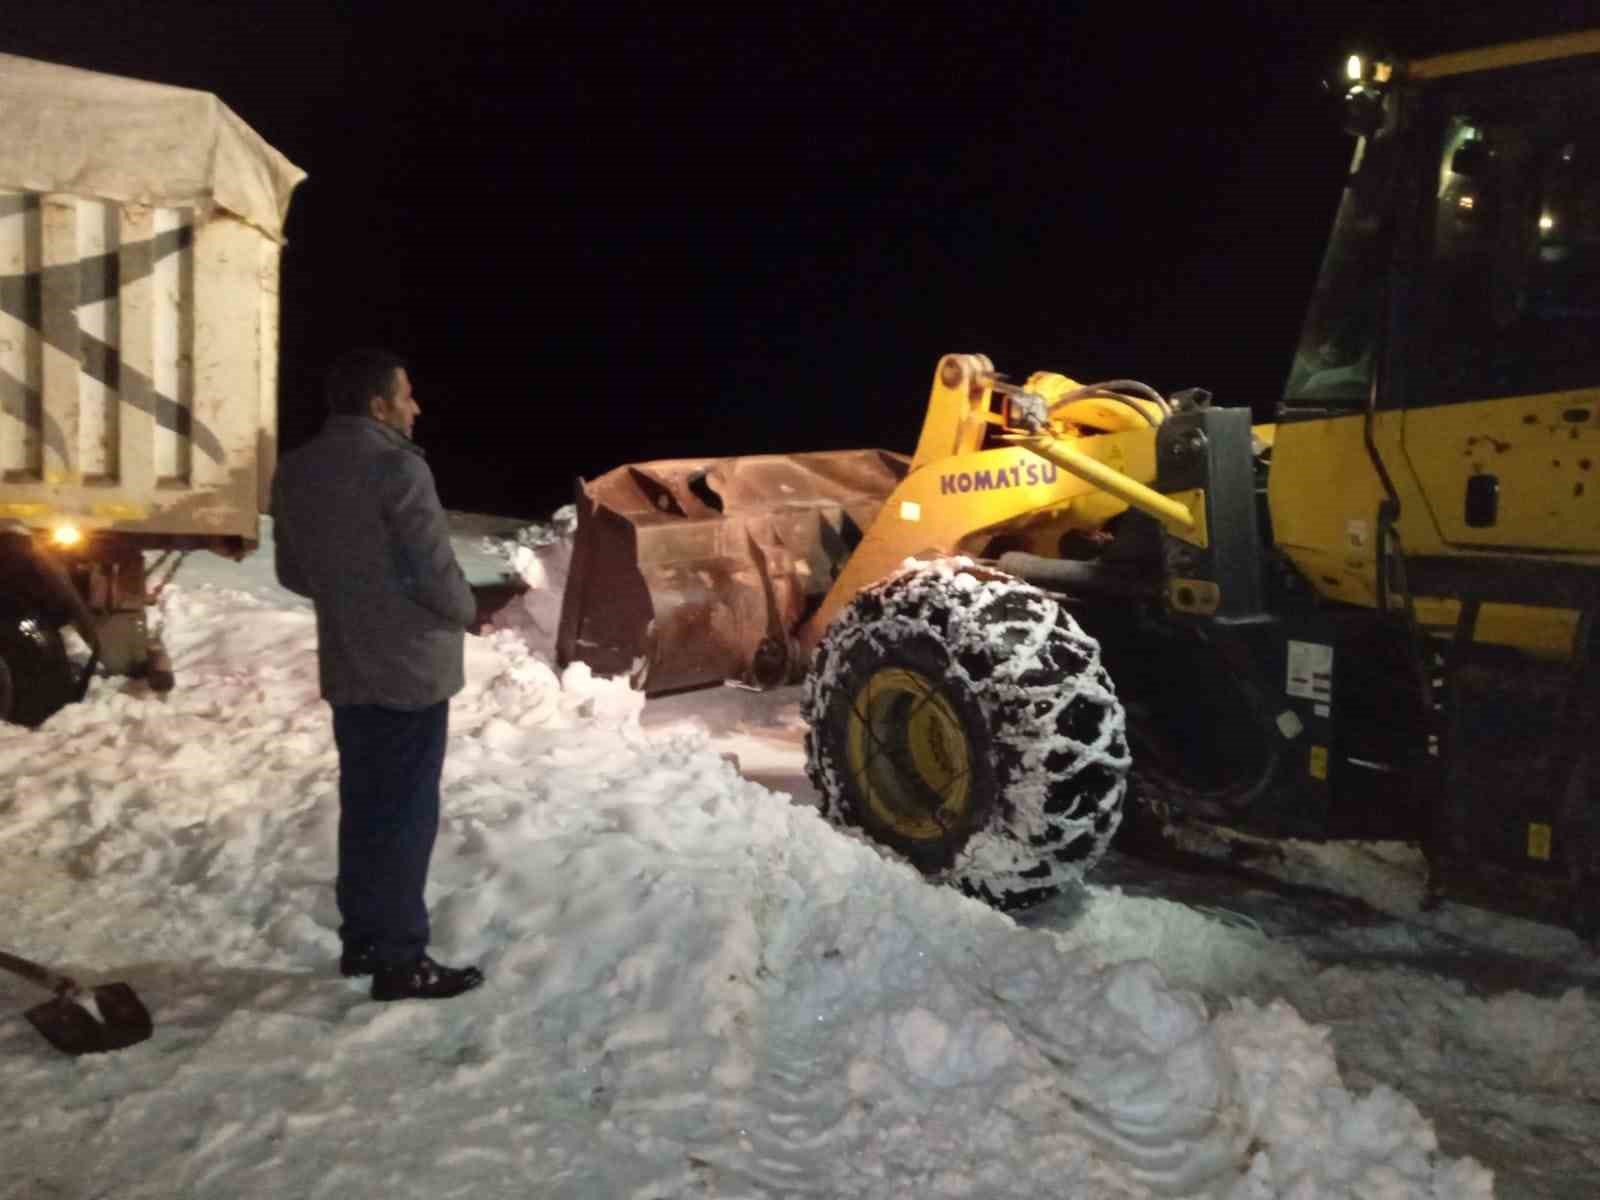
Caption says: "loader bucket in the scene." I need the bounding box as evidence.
[557,450,908,694]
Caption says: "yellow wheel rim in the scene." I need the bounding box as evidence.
[845,667,973,842]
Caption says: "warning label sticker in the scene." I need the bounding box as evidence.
[1286,640,1333,703]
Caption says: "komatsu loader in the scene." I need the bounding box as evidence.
[559,30,1600,931]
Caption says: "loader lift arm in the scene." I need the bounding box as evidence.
[559,352,1227,694]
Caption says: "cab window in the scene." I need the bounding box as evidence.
[1283,126,1394,409]
[1409,69,1600,403]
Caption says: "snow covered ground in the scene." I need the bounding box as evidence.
[1,512,1595,1198]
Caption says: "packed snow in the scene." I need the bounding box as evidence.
[1,512,1595,1197]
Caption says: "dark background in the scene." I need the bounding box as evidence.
[7,2,1596,518]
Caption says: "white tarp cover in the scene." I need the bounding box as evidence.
[0,52,305,240]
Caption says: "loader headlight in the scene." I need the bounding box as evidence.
[49,523,83,549]
[1334,50,1393,138]
[1343,54,1393,86]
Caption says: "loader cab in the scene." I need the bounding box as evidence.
[1287,36,1600,419]
[1272,33,1600,636]
[1397,46,1600,556]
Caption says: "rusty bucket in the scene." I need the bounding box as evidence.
[556,450,906,694]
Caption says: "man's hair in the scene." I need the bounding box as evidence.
[324,348,406,416]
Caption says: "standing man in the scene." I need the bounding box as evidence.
[272,348,484,1002]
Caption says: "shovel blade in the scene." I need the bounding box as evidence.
[24,984,152,1056]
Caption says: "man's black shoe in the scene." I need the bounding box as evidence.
[371,955,485,1002]
[340,944,378,978]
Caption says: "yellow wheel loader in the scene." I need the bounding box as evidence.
[559,30,1600,929]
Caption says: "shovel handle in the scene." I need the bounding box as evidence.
[0,949,75,995]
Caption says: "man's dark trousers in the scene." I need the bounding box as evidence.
[331,700,449,966]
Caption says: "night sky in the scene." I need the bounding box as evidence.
[6,2,1593,518]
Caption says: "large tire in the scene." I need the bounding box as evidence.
[0,607,78,728]
[802,559,1129,908]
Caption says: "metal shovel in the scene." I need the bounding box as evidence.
[0,948,153,1055]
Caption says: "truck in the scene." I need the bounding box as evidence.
[0,53,304,725]
[558,29,1600,934]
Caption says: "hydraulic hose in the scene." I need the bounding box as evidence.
[1050,379,1173,421]
[995,552,1160,598]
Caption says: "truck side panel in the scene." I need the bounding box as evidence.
[0,189,279,544]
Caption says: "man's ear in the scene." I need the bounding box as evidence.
[367,393,385,419]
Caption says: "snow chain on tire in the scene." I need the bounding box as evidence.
[802,558,1129,908]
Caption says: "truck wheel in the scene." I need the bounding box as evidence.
[0,609,78,728]
[802,559,1129,908]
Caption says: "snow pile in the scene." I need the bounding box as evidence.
[1041,880,1600,1198]
[1214,1000,1492,1197]
[1267,965,1600,1196]
[0,532,1493,1197]
[1042,888,1294,1002]
[477,503,577,658]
